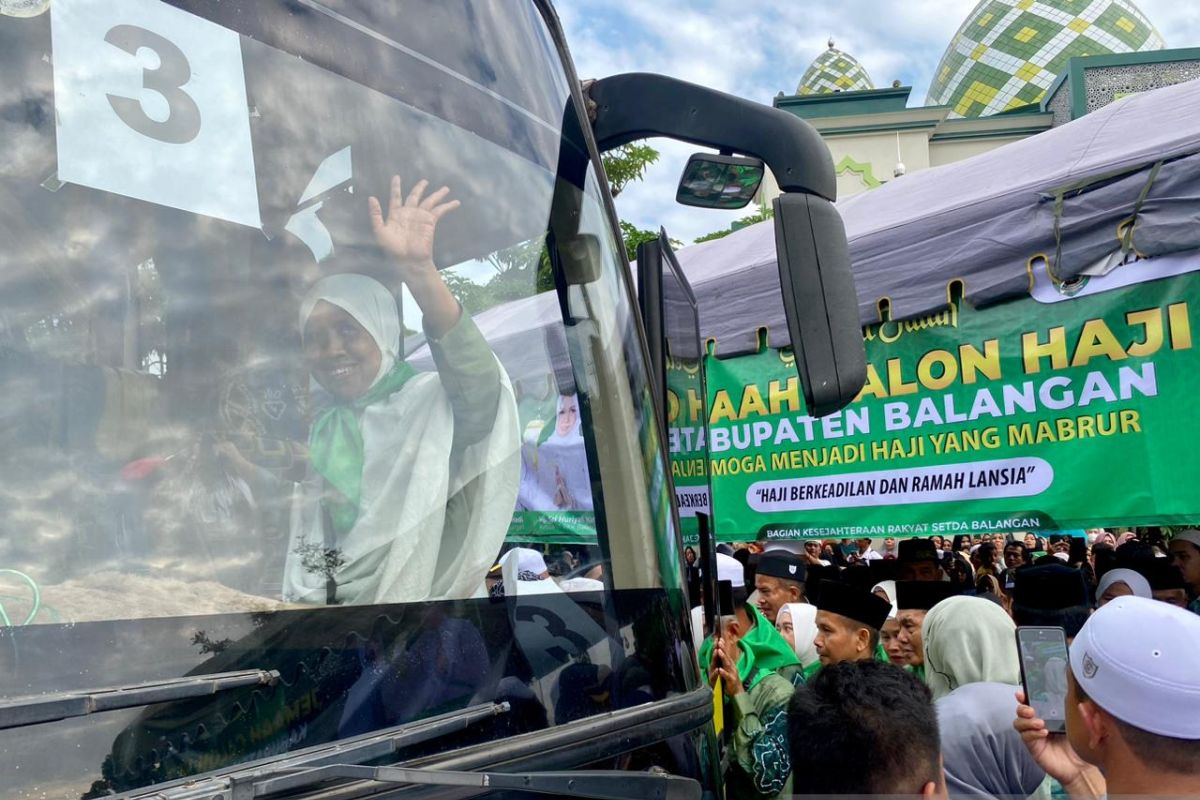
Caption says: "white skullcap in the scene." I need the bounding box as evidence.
[1095,568,1152,601]
[512,548,548,577]
[763,541,806,555]
[716,553,745,588]
[1069,596,1200,739]
[1173,530,1200,550]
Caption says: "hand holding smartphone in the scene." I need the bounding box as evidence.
[1015,626,1070,734]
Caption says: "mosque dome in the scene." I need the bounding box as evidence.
[926,0,1165,117]
[797,39,876,95]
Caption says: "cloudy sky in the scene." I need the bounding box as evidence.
[555,0,1200,244]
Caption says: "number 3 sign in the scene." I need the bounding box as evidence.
[51,0,261,228]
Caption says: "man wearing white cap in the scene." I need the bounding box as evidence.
[1014,596,1200,797]
[1168,529,1200,615]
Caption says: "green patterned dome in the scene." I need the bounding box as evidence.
[797,39,875,95]
[927,0,1164,117]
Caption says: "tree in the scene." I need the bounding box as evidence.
[442,141,664,313]
[602,143,660,197]
[693,204,774,244]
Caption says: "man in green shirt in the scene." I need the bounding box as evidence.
[701,553,799,800]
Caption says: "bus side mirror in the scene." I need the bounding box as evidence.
[675,153,763,210]
[773,192,866,417]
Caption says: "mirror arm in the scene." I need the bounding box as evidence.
[588,72,835,201]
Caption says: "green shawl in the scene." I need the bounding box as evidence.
[309,361,416,534]
[699,605,800,691]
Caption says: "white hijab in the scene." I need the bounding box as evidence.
[778,602,820,668]
[516,392,592,511]
[284,274,520,605]
[871,580,898,619]
[299,273,401,387]
[1096,568,1152,604]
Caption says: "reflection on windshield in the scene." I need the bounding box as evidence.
[0,0,563,621]
[0,1,687,796]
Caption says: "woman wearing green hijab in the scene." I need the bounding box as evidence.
[283,177,520,605]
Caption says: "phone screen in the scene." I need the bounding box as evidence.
[1016,626,1070,733]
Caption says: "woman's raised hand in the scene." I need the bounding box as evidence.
[368,175,463,337]
[368,176,460,280]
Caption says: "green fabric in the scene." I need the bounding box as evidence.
[698,605,800,691]
[874,642,889,663]
[727,671,794,800]
[308,361,417,534]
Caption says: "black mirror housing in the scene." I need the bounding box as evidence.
[773,192,866,417]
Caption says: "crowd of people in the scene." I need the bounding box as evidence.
[693,528,1200,798]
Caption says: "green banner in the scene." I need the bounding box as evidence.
[506,511,598,544]
[666,351,710,543]
[669,256,1200,541]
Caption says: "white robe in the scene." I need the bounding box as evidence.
[283,367,520,604]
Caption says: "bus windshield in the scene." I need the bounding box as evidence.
[0,1,688,796]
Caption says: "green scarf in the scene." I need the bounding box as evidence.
[309,361,416,535]
[699,605,800,691]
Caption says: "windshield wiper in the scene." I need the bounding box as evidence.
[136,701,512,800]
[0,669,279,730]
[251,764,700,800]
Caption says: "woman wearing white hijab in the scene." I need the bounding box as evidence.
[922,595,1020,700]
[1095,567,1152,607]
[516,392,593,511]
[283,177,520,605]
[775,602,820,670]
[871,580,907,667]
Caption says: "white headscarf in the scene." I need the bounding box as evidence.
[515,393,592,511]
[1096,568,1152,603]
[871,580,898,619]
[299,273,401,389]
[550,393,583,442]
[284,275,521,605]
[777,602,820,668]
[923,595,1019,700]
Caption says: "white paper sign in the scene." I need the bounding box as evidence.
[51,0,261,228]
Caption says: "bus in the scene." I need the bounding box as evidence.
[0,1,863,798]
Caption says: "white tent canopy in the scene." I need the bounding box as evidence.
[675,76,1200,353]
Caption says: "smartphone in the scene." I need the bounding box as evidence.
[1016,626,1070,734]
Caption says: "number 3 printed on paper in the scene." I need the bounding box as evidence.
[103,24,202,144]
[52,0,261,228]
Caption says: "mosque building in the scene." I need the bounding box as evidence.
[756,0,1197,202]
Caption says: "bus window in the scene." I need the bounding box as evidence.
[0,2,691,796]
